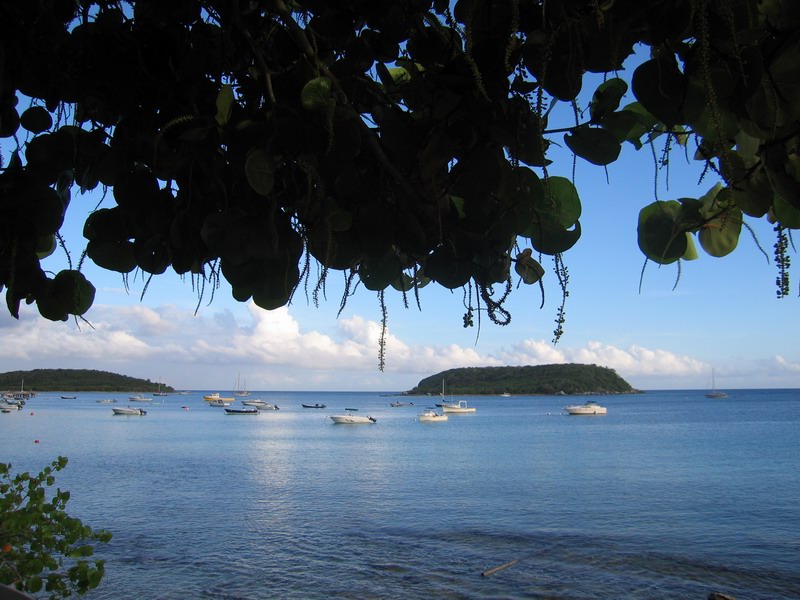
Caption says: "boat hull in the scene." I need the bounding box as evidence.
[564,404,607,415]
[418,411,448,422]
[204,394,234,403]
[225,408,259,415]
[112,407,147,416]
[329,415,376,424]
[441,401,476,413]
[242,400,279,409]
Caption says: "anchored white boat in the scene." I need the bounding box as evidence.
[112,407,147,416]
[129,394,152,402]
[208,399,233,407]
[418,408,448,422]
[441,400,476,414]
[330,408,376,424]
[242,399,279,410]
[564,400,607,415]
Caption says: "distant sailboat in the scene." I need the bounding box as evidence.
[234,374,250,397]
[154,377,168,397]
[705,369,727,398]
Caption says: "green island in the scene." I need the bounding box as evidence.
[0,369,174,393]
[407,364,640,396]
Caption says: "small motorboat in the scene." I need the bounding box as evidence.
[224,407,260,415]
[563,400,607,415]
[208,399,233,407]
[112,407,147,416]
[301,403,326,409]
[242,399,279,410]
[418,408,448,422]
[441,400,476,414]
[204,393,234,403]
[389,401,414,407]
[96,399,118,404]
[128,394,152,402]
[330,409,376,424]
[61,395,77,399]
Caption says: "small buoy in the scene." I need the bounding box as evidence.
[34,440,40,444]
[30,412,34,415]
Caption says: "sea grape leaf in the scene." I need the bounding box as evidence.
[773,194,800,228]
[541,176,581,228]
[20,106,53,133]
[215,84,234,126]
[698,208,743,257]
[632,58,685,127]
[86,240,136,273]
[245,149,275,196]
[528,218,581,255]
[637,201,689,264]
[52,269,96,316]
[301,77,333,111]
[589,78,628,122]
[564,125,622,166]
[359,253,402,291]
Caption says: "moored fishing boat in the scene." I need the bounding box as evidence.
[208,399,233,407]
[242,399,279,409]
[330,408,376,424]
[225,407,259,415]
[203,392,234,403]
[112,406,147,416]
[418,408,448,422]
[441,400,476,414]
[563,400,607,415]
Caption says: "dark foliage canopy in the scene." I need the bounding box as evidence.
[1,0,798,348]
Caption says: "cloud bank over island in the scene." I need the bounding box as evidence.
[1,302,797,391]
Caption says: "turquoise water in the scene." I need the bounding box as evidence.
[2,389,798,599]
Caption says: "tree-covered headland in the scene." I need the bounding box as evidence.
[408,363,639,395]
[0,369,174,392]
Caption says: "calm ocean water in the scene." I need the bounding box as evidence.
[1,389,798,599]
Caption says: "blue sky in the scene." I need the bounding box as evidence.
[2,69,798,393]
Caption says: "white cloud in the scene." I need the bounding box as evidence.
[1,302,794,391]
[772,355,800,373]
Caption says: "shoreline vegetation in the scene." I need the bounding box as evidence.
[405,364,641,396]
[2,364,638,396]
[0,369,174,393]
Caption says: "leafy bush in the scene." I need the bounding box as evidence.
[0,457,111,598]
